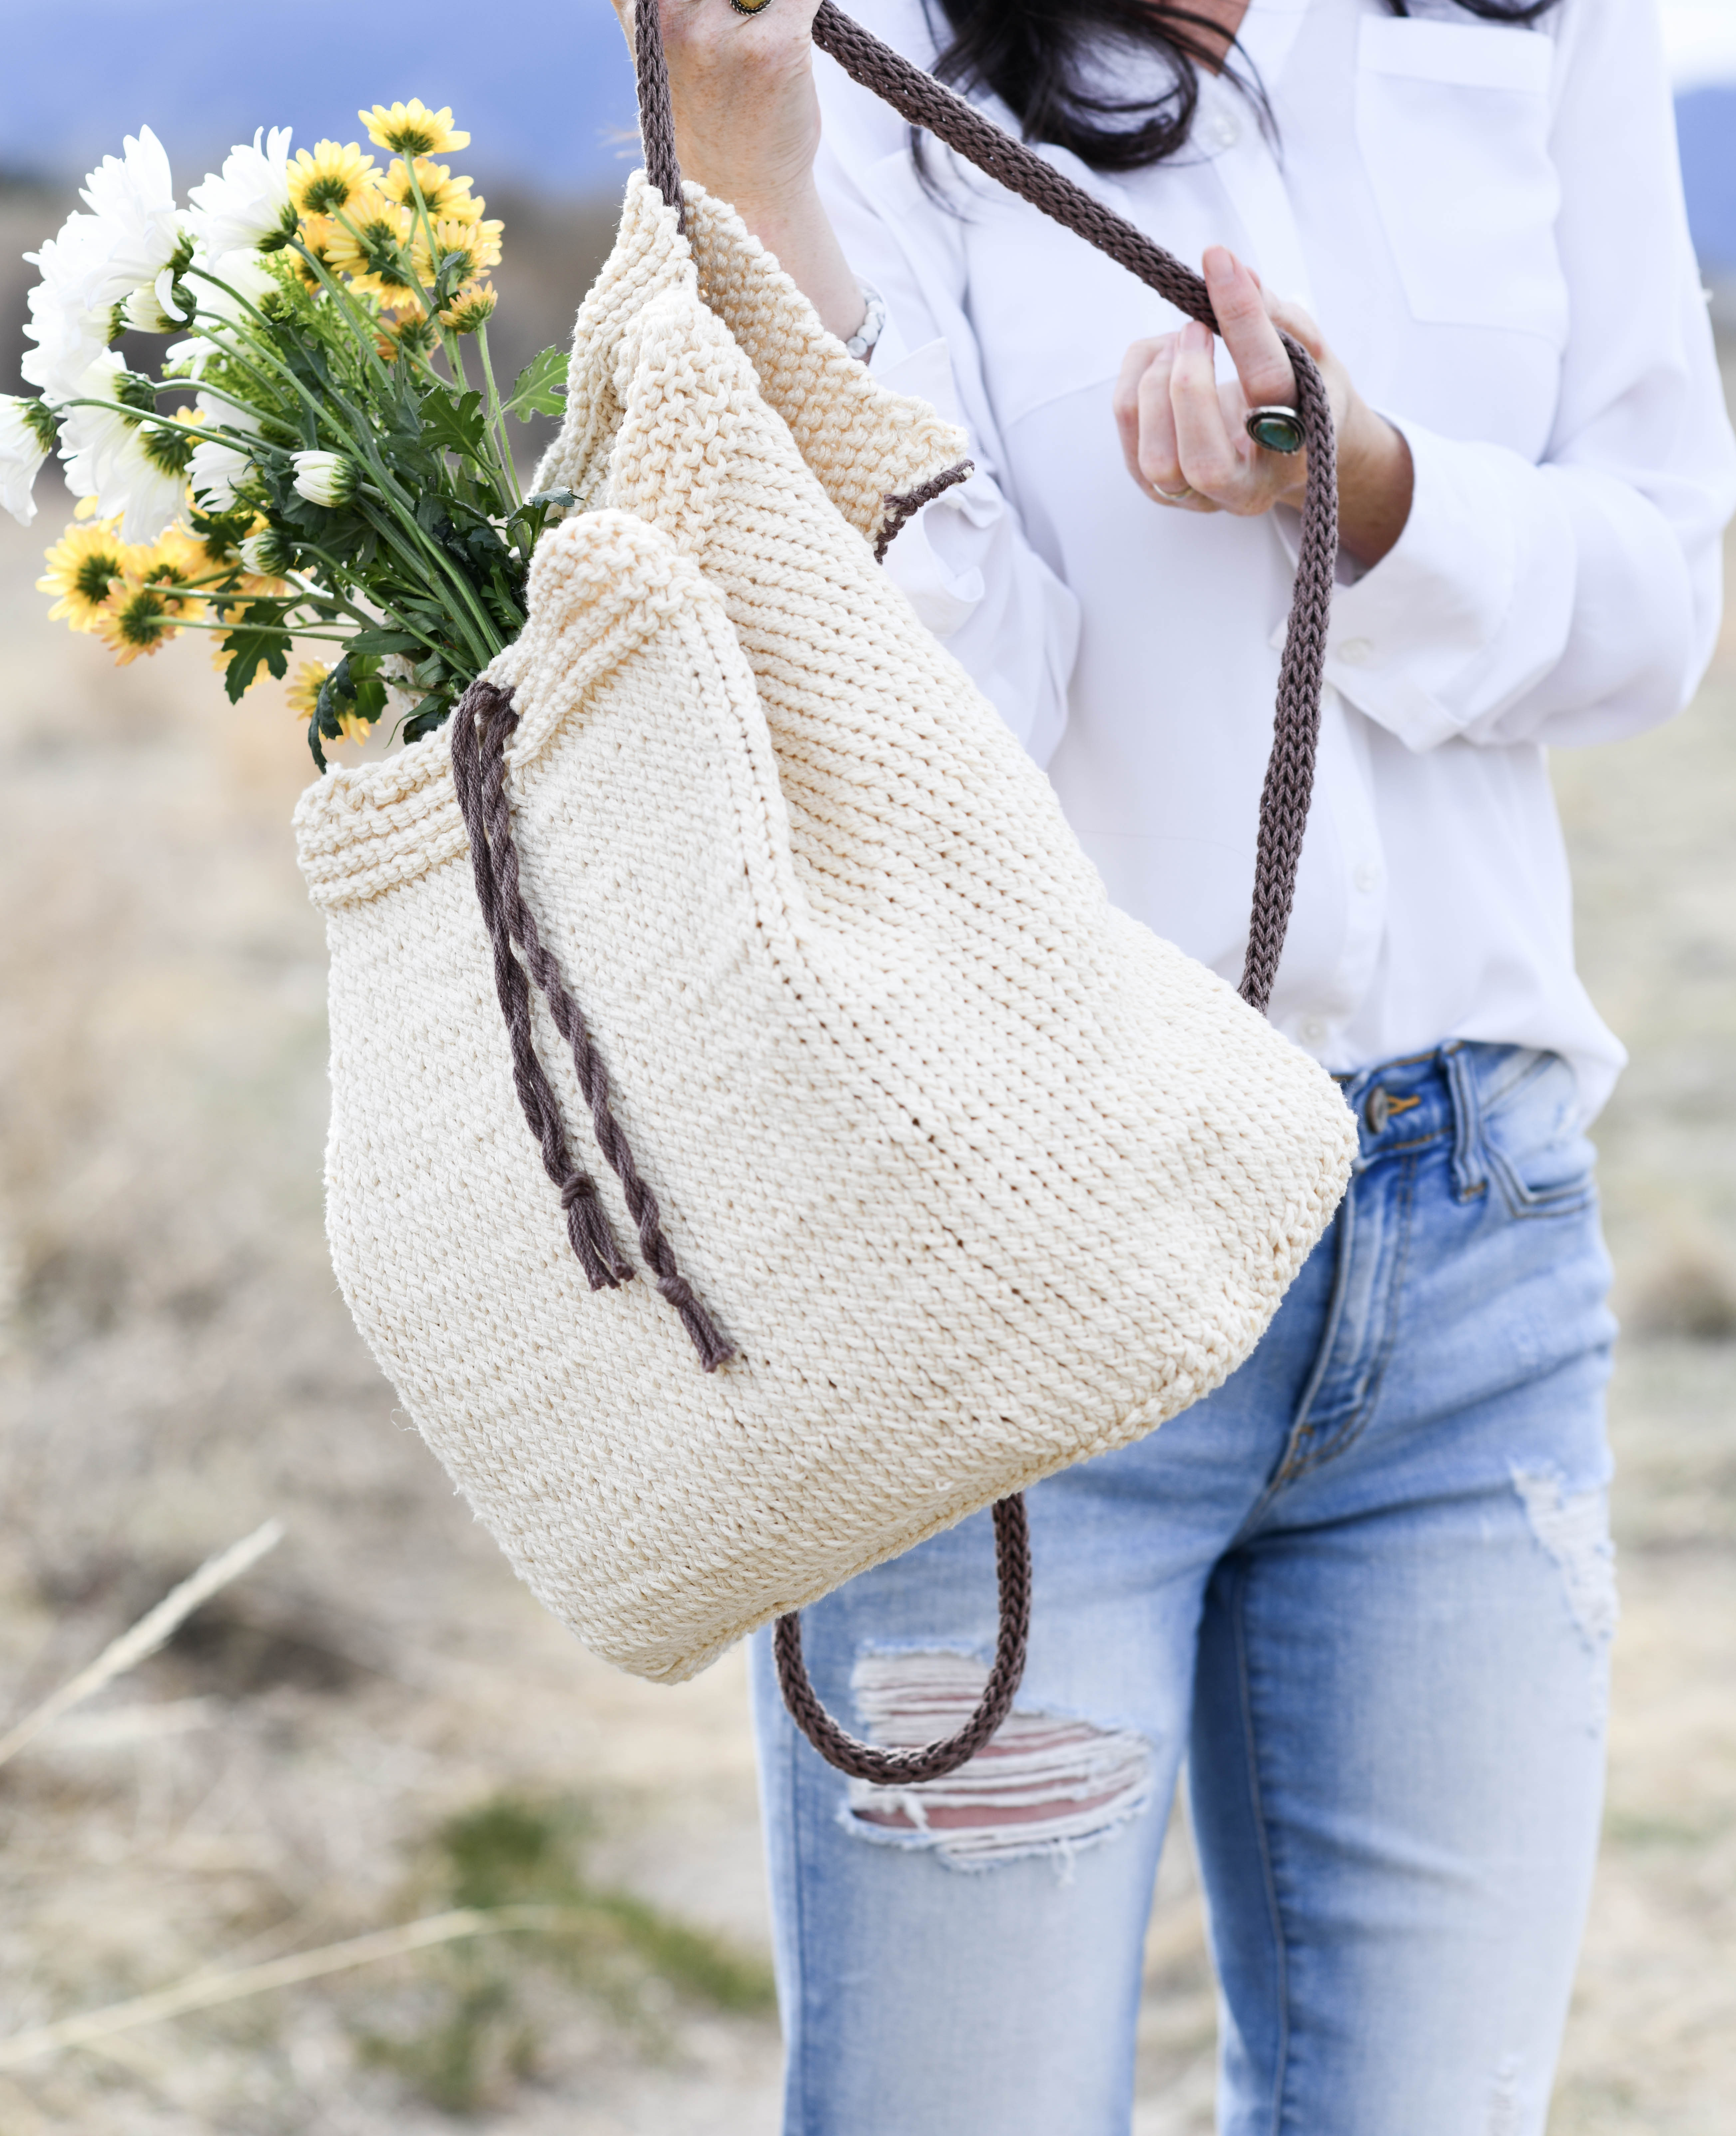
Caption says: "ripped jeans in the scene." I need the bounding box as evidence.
[749,1042,1617,2136]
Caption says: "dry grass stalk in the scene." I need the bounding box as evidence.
[0,1519,284,1771]
[0,1907,582,2071]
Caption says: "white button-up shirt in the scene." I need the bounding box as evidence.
[813,0,1736,1120]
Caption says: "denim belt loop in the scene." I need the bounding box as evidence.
[1440,1042,1488,1201]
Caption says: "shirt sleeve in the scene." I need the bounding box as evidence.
[1312,0,1736,755]
[813,115,1082,768]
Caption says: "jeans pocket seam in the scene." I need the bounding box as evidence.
[1486,1145,1599,1223]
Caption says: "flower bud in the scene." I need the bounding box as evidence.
[291,448,358,508]
[240,526,296,576]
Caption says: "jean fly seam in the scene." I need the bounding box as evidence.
[1228,1557,1293,2136]
[1234,1197,1356,1523]
[1280,1153,1420,1485]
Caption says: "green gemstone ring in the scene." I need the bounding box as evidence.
[1245,404,1305,455]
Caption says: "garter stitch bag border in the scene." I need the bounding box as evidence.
[292,0,1357,1786]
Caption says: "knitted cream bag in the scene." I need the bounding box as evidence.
[295,176,1356,1685]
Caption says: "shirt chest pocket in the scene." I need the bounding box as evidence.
[1355,16,1567,348]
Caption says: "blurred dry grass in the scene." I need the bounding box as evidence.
[0,211,1731,2126]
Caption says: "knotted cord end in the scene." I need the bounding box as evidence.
[560,1172,634,1290]
[658,1273,734,1371]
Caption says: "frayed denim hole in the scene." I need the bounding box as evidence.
[1512,1463,1618,1733]
[837,1650,1154,1875]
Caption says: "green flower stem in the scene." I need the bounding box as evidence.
[398,164,479,401]
[472,324,521,511]
[271,243,403,401]
[350,496,497,669]
[154,613,351,642]
[277,551,445,653]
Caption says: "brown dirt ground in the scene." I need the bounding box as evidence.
[0,347,1730,2131]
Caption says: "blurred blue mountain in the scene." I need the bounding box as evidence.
[2,0,1734,278]
[0,0,640,198]
[1677,85,1736,272]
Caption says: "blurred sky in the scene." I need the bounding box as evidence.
[0,0,1732,261]
[0,0,643,198]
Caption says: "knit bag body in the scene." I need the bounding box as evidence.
[294,177,1355,1686]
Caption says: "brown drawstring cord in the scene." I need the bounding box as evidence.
[450,678,733,1371]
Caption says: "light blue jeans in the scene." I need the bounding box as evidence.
[750,1043,1617,2135]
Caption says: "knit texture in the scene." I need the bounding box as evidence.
[295,180,1356,1684]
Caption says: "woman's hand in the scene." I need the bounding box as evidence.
[605,0,866,342]
[1112,246,1414,566]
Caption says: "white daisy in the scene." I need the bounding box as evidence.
[0,396,57,525]
[187,128,296,256]
[188,439,254,510]
[187,393,262,509]
[77,127,190,311]
[58,352,192,542]
[20,214,117,400]
[165,336,218,380]
[123,262,197,334]
[186,246,278,333]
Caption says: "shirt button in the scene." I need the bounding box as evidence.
[1205,111,1241,150]
[1337,637,1373,667]
[1353,862,1380,893]
[1301,1017,1327,1045]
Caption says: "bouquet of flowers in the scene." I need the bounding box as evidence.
[2,101,573,766]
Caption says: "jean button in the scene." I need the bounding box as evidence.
[1366,1087,1392,1132]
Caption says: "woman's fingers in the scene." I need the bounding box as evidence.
[1134,338,1186,495]
[1202,244,1297,416]
[1168,320,1239,503]
[1113,337,1168,488]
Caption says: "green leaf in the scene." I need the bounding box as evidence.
[345,628,425,656]
[402,697,454,743]
[222,623,291,703]
[352,676,388,722]
[421,389,490,460]
[503,347,569,422]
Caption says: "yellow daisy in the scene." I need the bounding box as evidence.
[38,520,144,632]
[384,156,481,224]
[136,526,211,611]
[289,140,378,218]
[359,101,469,157]
[92,581,185,665]
[287,658,332,719]
[440,279,498,335]
[378,311,442,362]
[324,191,419,305]
[288,657,372,742]
[291,213,342,290]
[412,214,503,287]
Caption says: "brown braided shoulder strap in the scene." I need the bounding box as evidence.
[457,0,1337,1786]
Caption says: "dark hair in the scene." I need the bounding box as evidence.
[922,0,1563,174]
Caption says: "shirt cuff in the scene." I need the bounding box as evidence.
[868,333,992,642]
